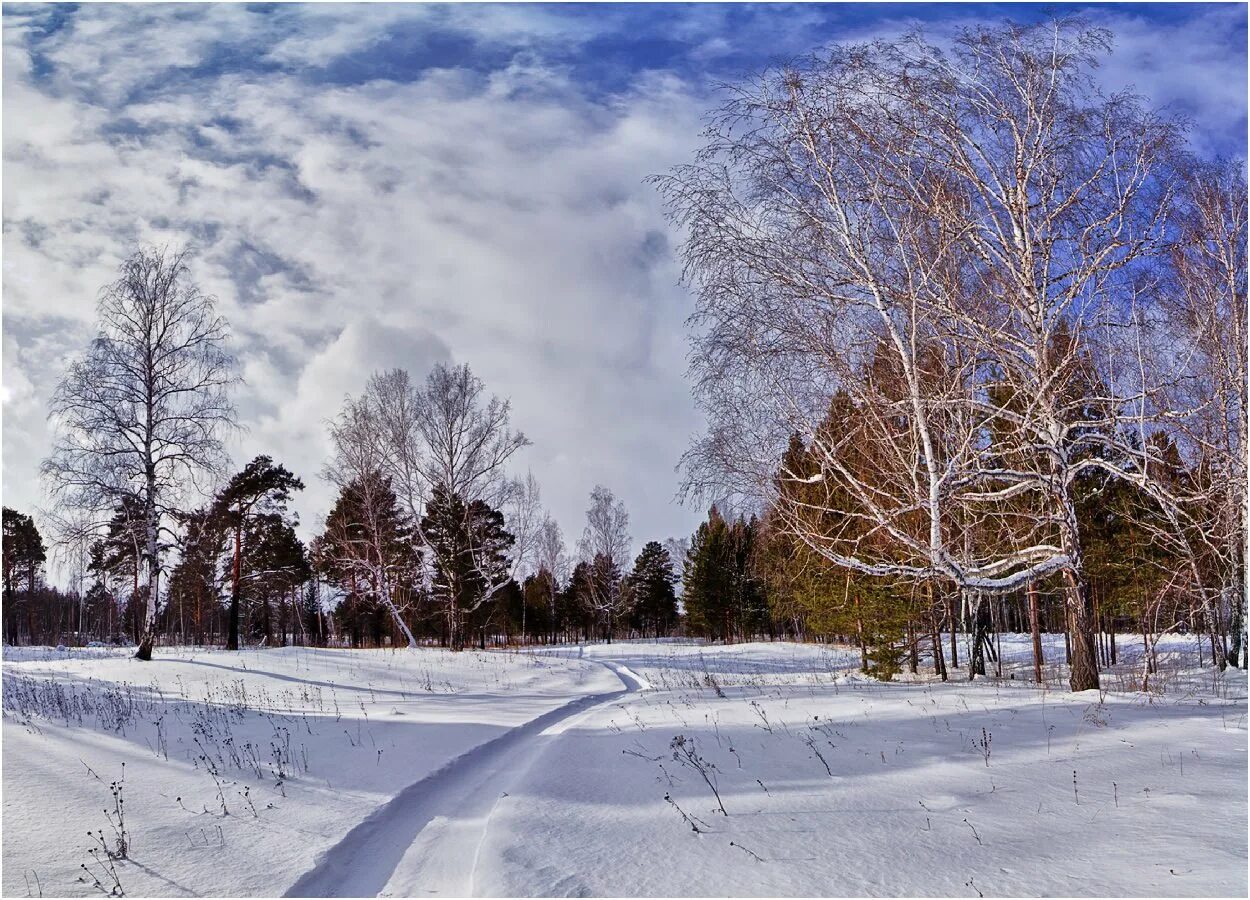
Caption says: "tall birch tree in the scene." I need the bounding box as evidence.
[42,246,236,660]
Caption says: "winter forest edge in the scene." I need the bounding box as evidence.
[2,12,1247,900]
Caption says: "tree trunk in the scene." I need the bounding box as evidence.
[854,592,867,672]
[1228,582,1246,669]
[1028,581,1044,684]
[227,515,242,650]
[1064,570,1100,691]
[135,474,161,661]
[969,593,988,679]
[947,590,959,669]
[990,596,1003,677]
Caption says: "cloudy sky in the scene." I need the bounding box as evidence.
[3,2,1246,576]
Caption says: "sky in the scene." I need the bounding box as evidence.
[3,2,1246,580]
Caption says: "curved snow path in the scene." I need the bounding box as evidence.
[284,659,646,898]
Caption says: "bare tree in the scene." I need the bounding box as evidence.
[42,508,97,643]
[655,19,1185,690]
[663,537,690,583]
[536,515,570,585]
[578,485,633,641]
[322,396,421,647]
[1146,159,1248,667]
[534,513,568,641]
[898,21,1183,690]
[504,472,544,640]
[42,246,237,660]
[364,364,529,514]
[505,472,545,581]
[327,363,532,648]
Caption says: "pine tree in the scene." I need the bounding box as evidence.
[683,506,775,643]
[2,508,47,644]
[298,581,325,647]
[213,456,304,650]
[626,541,679,637]
[522,568,557,643]
[241,514,310,645]
[564,561,596,642]
[683,506,733,641]
[166,506,228,645]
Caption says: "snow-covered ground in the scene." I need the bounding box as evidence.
[2,646,619,898]
[3,636,1245,897]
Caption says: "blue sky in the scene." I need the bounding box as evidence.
[3,3,1246,575]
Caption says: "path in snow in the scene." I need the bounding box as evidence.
[283,660,647,898]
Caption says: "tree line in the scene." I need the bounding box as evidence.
[2,485,679,652]
[12,264,682,649]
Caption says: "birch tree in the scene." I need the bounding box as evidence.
[1146,159,1248,667]
[898,21,1184,690]
[42,246,236,660]
[534,514,569,641]
[654,35,1040,608]
[655,19,1186,689]
[326,363,532,648]
[578,485,633,641]
[322,392,421,646]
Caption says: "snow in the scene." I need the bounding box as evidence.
[2,646,617,898]
[3,637,1245,897]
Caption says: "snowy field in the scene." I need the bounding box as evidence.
[2,636,1245,897]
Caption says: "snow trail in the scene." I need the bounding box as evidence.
[283,659,643,898]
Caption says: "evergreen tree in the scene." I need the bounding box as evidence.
[166,506,228,645]
[683,506,736,641]
[588,552,626,642]
[564,561,597,642]
[213,456,304,650]
[2,508,46,644]
[87,498,149,642]
[626,541,678,637]
[242,514,311,645]
[522,568,557,643]
[294,581,324,646]
[420,483,514,649]
[82,581,119,643]
[314,471,423,647]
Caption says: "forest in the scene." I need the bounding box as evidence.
[3,20,1245,696]
[2,12,1245,899]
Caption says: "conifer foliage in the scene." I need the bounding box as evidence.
[421,484,515,650]
[313,472,423,648]
[626,541,678,638]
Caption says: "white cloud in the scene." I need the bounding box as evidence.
[3,3,1243,582]
[3,5,711,571]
